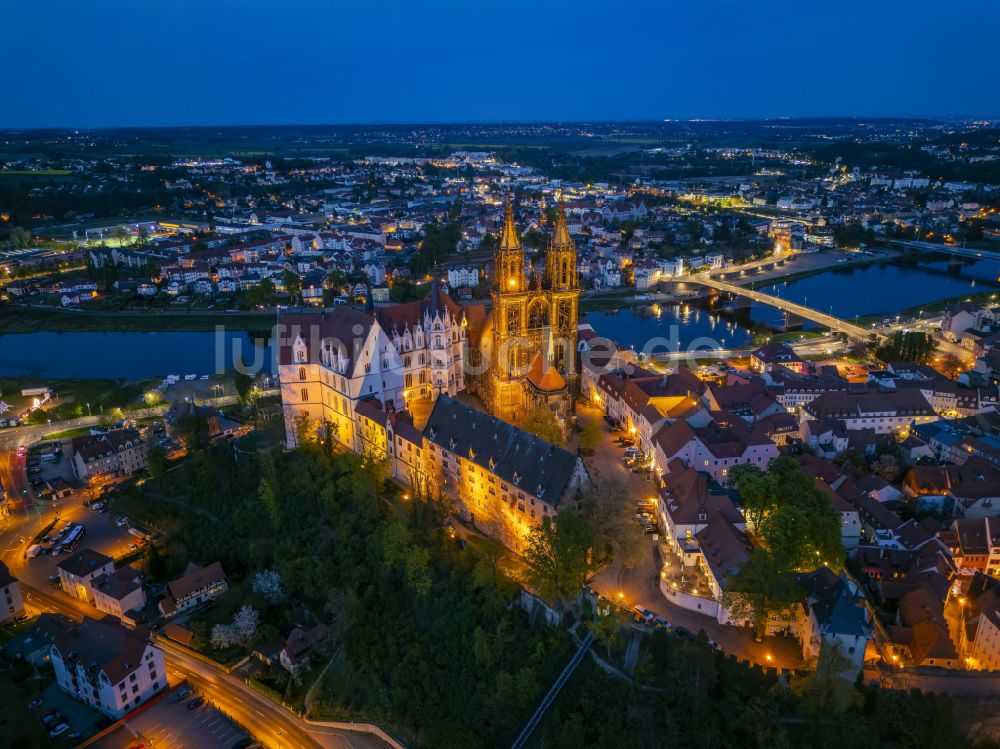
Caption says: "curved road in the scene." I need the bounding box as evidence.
[22,582,384,749]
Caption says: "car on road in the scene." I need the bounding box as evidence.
[652,615,671,629]
[633,605,654,623]
[16,446,26,457]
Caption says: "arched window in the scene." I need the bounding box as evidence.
[527,300,548,330]
[404,355,411,367]
[561,258,570,287]
[300,388,309,402]
[295,350,306,363]
[298,367,306,381]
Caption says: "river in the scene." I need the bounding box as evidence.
[1,257,997,379]
[0,330,275,380]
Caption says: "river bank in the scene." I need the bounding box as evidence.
[0,307,276,333]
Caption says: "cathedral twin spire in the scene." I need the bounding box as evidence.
[495,194,574,292]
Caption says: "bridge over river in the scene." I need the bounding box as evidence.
[686,273,880,341]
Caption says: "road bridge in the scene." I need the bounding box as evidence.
[889,239,1000,263]
[686,274,879,341]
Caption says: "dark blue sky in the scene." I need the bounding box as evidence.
[8,0,999,128]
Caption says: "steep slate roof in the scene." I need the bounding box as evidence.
[277,307,375,372]
[53,615,151,685]
[423,395,584,505]
[375,280,465,333]
[695,513,751,587]
[659,460,744,526]
[804,386,934,420]
[798,567,872,638]
[71,428,143,463]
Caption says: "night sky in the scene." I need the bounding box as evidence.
[7,0,999,128]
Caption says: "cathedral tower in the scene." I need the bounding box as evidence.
[481,196,579,426]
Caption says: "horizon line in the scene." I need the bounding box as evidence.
[3,114,999,133]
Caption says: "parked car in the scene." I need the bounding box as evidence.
[41,711,63,728]
[175,686,193,701]
[673,626,693,639]
[27,698,43,709]
[187,696,205,710]
[49,722,69,738]
[47,575,61,587]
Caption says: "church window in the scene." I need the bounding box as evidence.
[298,367,306,381]
[527,300,548,330]
[300,388,309,401]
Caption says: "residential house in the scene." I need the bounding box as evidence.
[92,566,147,625]
[71,429,147,488]
[158,562,228,618]
[0,561,25,623]
[51,615,166,719]
[58,549,115,603]
[279,623,327,675]
[797,567,873,678]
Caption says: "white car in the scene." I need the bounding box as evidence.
[49,723,69,738]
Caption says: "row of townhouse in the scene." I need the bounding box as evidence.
[801,385,939,437]
[71,428,147,489]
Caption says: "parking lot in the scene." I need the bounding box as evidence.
[89,686,250,749]
[30,680,107,743]
[5,497,144,591]
[25,440,75,499]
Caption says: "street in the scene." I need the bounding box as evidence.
[0,413,386,749]
[578,403,804,670]
[22,581,387,749]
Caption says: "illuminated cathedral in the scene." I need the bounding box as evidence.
[475,196,579,426]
